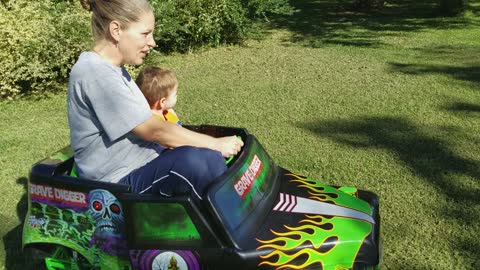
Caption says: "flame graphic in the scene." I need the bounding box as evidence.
[286,173,371,214]
[256,174,372,270]
[287,173,340,204]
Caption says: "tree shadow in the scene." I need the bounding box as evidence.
[444,101,480,113]
[302,116,479,202]
[2,177,29,270]
[390,62,480,83]
[388,45,480,85]
[270,0,479,48]
[300,116,479,263]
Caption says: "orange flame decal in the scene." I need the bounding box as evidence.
[256,173,373,270]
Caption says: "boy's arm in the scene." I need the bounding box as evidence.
[132,116,242,157]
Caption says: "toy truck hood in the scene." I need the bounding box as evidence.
[250,169,380,269]
[206,136,380,269]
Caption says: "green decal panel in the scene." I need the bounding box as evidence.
[257,215,372,270]
[131,202,200,241]
[288,173,372,215]
[24,202,94,253]
[257,173,375,269]
[48,147,74,162]
[338,186,358,197]
[24,191,132,269]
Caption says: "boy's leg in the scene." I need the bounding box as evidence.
[119,146,227,200]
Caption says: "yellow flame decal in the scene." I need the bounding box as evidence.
[287,173,339,204]
[256,173,373,270]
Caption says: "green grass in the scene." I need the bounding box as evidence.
[1,0,479,269]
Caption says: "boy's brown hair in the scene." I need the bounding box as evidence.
[136,67,178,107]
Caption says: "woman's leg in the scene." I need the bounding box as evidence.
[119,146,226,200]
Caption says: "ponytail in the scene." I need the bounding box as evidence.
[79,0,152,41]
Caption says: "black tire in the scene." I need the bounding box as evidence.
[353,263,379,270]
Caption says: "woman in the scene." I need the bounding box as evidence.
[69,0,243,200]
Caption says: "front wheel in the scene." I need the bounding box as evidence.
[24,244,93,270]
[353,264,380,270]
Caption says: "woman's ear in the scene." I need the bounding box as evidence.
[109,20,122,42]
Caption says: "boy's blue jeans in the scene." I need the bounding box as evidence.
[119,146,226,200]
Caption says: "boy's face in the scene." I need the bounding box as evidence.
[161,85,178,111]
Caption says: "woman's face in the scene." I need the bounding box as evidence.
[118,11,156,66]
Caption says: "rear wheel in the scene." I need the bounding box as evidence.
[24,244,92,270]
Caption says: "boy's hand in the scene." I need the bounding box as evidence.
[215,136,244,157]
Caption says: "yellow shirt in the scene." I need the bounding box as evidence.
[154,109,181,126]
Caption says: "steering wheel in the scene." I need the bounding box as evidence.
[225,136,242,165]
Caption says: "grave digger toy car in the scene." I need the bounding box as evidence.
[23,125,381,270]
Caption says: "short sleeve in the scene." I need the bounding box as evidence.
[86,74,152,141]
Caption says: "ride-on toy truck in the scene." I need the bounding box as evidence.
[23,125,381,270]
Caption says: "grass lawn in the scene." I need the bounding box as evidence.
[1,0,479,269]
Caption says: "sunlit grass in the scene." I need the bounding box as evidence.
[1,1,479,268]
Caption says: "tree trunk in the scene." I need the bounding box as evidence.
[353,0,385,10]
[439,0,466,16]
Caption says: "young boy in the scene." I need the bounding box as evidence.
[136,66,181,125]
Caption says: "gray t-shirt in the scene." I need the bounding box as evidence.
[68,52,159,182]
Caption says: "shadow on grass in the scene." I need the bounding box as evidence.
[300,116,479,263]
[271,0,479,48]
[391,45,480,78]
[444,101,480,113]
[2,177,29,270]
[388,45,480,86]
[390,62,480,83]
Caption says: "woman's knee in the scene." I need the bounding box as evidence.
[179,146,223,164]
[173,146,226,177]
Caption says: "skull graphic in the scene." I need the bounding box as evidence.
[88,189,125,239]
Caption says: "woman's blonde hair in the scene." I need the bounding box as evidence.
[79,0,152,41]
[136,67,178,107]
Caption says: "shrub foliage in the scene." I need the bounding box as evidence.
[352,0,385,9]
[0,0,91,99]
[151,0,293,52]
[0,0,292,99]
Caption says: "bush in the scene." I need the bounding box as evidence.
[151,0,239,52]
[0,0,292,99]
[352,0,385,10]
[242,0,294,19]
[0,0,90,99]
[151,0,293,53]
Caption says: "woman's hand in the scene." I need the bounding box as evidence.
[214,136,244,158]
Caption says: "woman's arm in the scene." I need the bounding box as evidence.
[132,116,243,157]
